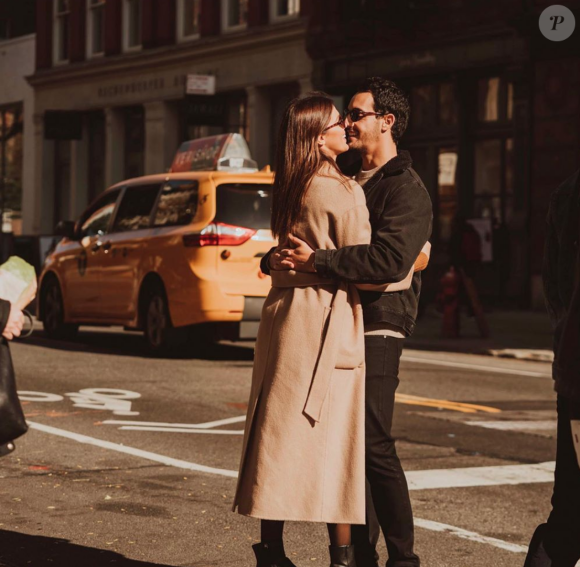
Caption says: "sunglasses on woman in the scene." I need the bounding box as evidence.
[323,116,346,132]
[343,109,385,122]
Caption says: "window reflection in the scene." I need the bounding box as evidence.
[478,77,500,122]
[410,84,436,132]
[154,182,199,227]
[438,83,457,127]
[438,149,458,242]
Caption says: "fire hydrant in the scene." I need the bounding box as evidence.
[439,266,461,338]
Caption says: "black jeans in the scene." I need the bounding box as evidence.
[524,396,580,567]
[352,335,420,567]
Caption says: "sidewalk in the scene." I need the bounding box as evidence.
[407,306,554,363]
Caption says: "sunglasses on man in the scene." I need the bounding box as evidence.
[343,108,385,122]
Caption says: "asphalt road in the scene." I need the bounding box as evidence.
[0,326,563,567]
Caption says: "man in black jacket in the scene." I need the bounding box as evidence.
[524,170,580,567]
[265,78,432,567]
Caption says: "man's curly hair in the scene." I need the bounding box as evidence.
[357,77,410,144]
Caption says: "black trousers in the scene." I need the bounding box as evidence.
[352,335,420,567]
[524,396,580,567]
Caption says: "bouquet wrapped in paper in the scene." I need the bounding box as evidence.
[0,256,37,310]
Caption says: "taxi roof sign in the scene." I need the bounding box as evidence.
[170,133,258,173]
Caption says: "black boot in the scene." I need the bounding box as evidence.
[329,545,357,567]
[252,541,297,567]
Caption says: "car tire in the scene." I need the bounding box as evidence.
[42,279,79,340]
[143,288,179,355]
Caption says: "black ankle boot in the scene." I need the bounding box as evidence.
[329,545,357,567]
[252,541,297,567]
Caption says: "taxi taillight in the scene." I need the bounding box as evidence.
[183,222,257,247]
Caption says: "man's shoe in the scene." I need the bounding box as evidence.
[252,541,297,567]
[329,545,357,567]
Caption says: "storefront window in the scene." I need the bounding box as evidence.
[478,77,500,122]
[184,92,248,143]
[410,84,436,132]
[222,0,248,31]
[54,0,70,63]
[477,77,514,123]
[438,148,459,243]
[0,105,24,228]
[87,112,105,202]
[409,82,458,133]
[87,0,105,57]
[178,0,201,40]
[54,140,72,225]
[474,138,514,223]
[124,0,142,51]
[270,0,300,20]
[439,83,458,127]
[124,106,145,180]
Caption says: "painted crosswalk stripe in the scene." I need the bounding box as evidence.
[466,420,557,431]
[406,461,555,490]
[118,426,244,435]
[401,355,552,378]
[27,421,556,556]
[414,518,527,553]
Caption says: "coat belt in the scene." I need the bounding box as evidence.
[271,271,350,423]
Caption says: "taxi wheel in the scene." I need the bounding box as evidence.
[144,292,172,354]
[43,280,79,340]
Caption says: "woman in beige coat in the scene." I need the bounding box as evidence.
[233,94,414,567]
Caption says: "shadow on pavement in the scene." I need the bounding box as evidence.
[17,330,254,362]
[0,529,173,567]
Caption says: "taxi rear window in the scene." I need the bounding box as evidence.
[153,181,199,227]
[215,183,271,230]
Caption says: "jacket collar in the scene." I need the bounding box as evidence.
[379,150,413,177]
[362,150,413,190]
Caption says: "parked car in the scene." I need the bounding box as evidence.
[37,134,275,353]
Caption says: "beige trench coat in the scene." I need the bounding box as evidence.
[232,166,372,524]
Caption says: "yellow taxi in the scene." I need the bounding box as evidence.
[37,134,275,353]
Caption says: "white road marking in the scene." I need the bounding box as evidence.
[30,421,555,490]
[414,518,527,553]
[119,426,244,435]
[401,355,552,378]
[18,391,65,403]
[66,388,141,416]
[28,421,555,555]
[28,421,238,478]
[406,461,555,490]
[466,420,557,431]
[103,416,246,429]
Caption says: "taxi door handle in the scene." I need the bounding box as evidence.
[91,241,111,253]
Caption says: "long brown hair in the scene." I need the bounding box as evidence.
[271,93,346,240]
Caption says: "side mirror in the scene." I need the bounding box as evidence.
[55,220,77,240]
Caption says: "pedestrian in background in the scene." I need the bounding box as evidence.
[233,93,416,567]
[524,169,580,567]
[0,298,26,456]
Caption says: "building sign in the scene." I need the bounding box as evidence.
[186,74,216,95]
[97,78,167,99]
